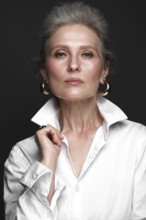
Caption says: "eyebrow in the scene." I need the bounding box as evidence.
[48,44,99,52]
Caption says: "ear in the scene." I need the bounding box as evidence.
[40,69,48,82]
[100,67,109,84]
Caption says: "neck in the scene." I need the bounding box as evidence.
[59,97,103,134]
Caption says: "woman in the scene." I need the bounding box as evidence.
[4,2,146,220]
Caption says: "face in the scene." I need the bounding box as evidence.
[42,24,109,101]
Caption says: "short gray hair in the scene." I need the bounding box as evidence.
[37,1,114,71]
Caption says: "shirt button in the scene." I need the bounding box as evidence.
[27,180,32,186]
[75,184,80,192]
[33,173,38,179]
[76,186,80,191]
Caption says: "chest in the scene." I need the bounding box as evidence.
[61,126,104,177]
[57,142,135,220]
[56,126,140,220]
[67,135,94,177]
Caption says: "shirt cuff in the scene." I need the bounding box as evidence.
[20,161,65,210]
[20,161,52,206]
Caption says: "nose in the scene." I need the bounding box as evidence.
[67,56,80,72]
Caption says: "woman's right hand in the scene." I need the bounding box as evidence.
[35,125,64,169]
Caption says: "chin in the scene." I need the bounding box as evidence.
[56,93,96,102]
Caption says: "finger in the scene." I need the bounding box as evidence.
[37,125,63,146]
[45,125,64,142]
[38,125,47,130]
[48,128,58,144]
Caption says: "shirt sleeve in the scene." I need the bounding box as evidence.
[131,125,146,219]
[4,145,65,220]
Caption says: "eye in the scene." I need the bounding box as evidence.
[55,51,66,58]
[82,51,93,58]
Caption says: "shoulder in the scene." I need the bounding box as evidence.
[122,119,146,134]
[112,119,146,134]
[111,120,146,149]
[123,121,146,164]
[6,136,40,167]
[17,135,38,151]
[16,135,40,163]
[110,119,146,143]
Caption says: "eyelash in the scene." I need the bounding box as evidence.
[54,51,94,58]
[82,52,93,58]
[55,52,66,58]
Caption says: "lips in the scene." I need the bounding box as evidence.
[64,78,84,85]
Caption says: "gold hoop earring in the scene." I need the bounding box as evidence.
[40,82,50,95]
[98,80,110,96]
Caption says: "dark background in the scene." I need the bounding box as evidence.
[0,0,145,219]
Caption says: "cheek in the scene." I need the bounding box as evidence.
[44,60,65,94]
[45,61,61,79]
[86,62,103,81]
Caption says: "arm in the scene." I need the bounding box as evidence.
[4,125,64,220]
[4,146,54,220]
[131,126,146,220]
[35,125,64,203]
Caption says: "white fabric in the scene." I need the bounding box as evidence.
[4,97,146,220]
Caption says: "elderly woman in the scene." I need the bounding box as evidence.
[4,2,146,220]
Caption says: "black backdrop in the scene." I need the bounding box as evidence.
[0,0,146,219]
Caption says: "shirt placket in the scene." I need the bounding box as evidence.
[79,125,107,178]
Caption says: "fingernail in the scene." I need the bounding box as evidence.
[60,133,64,139]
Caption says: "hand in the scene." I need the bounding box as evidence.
[35,125,64,169]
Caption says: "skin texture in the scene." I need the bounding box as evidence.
[43,24,107,101]
[36,24,109,203]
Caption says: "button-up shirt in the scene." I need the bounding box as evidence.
[4,96,146,220]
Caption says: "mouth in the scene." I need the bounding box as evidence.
[64,78,84,85]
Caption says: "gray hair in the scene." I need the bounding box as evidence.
[37,1,114,71]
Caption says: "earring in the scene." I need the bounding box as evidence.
[40,82,50,95]
[98,80,110,96]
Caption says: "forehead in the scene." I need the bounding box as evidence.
[47,24,102,49]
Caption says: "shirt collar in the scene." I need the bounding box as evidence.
[97,96,127,127]
[31,96,127,129]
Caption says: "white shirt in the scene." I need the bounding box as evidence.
[4,96,146,220]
